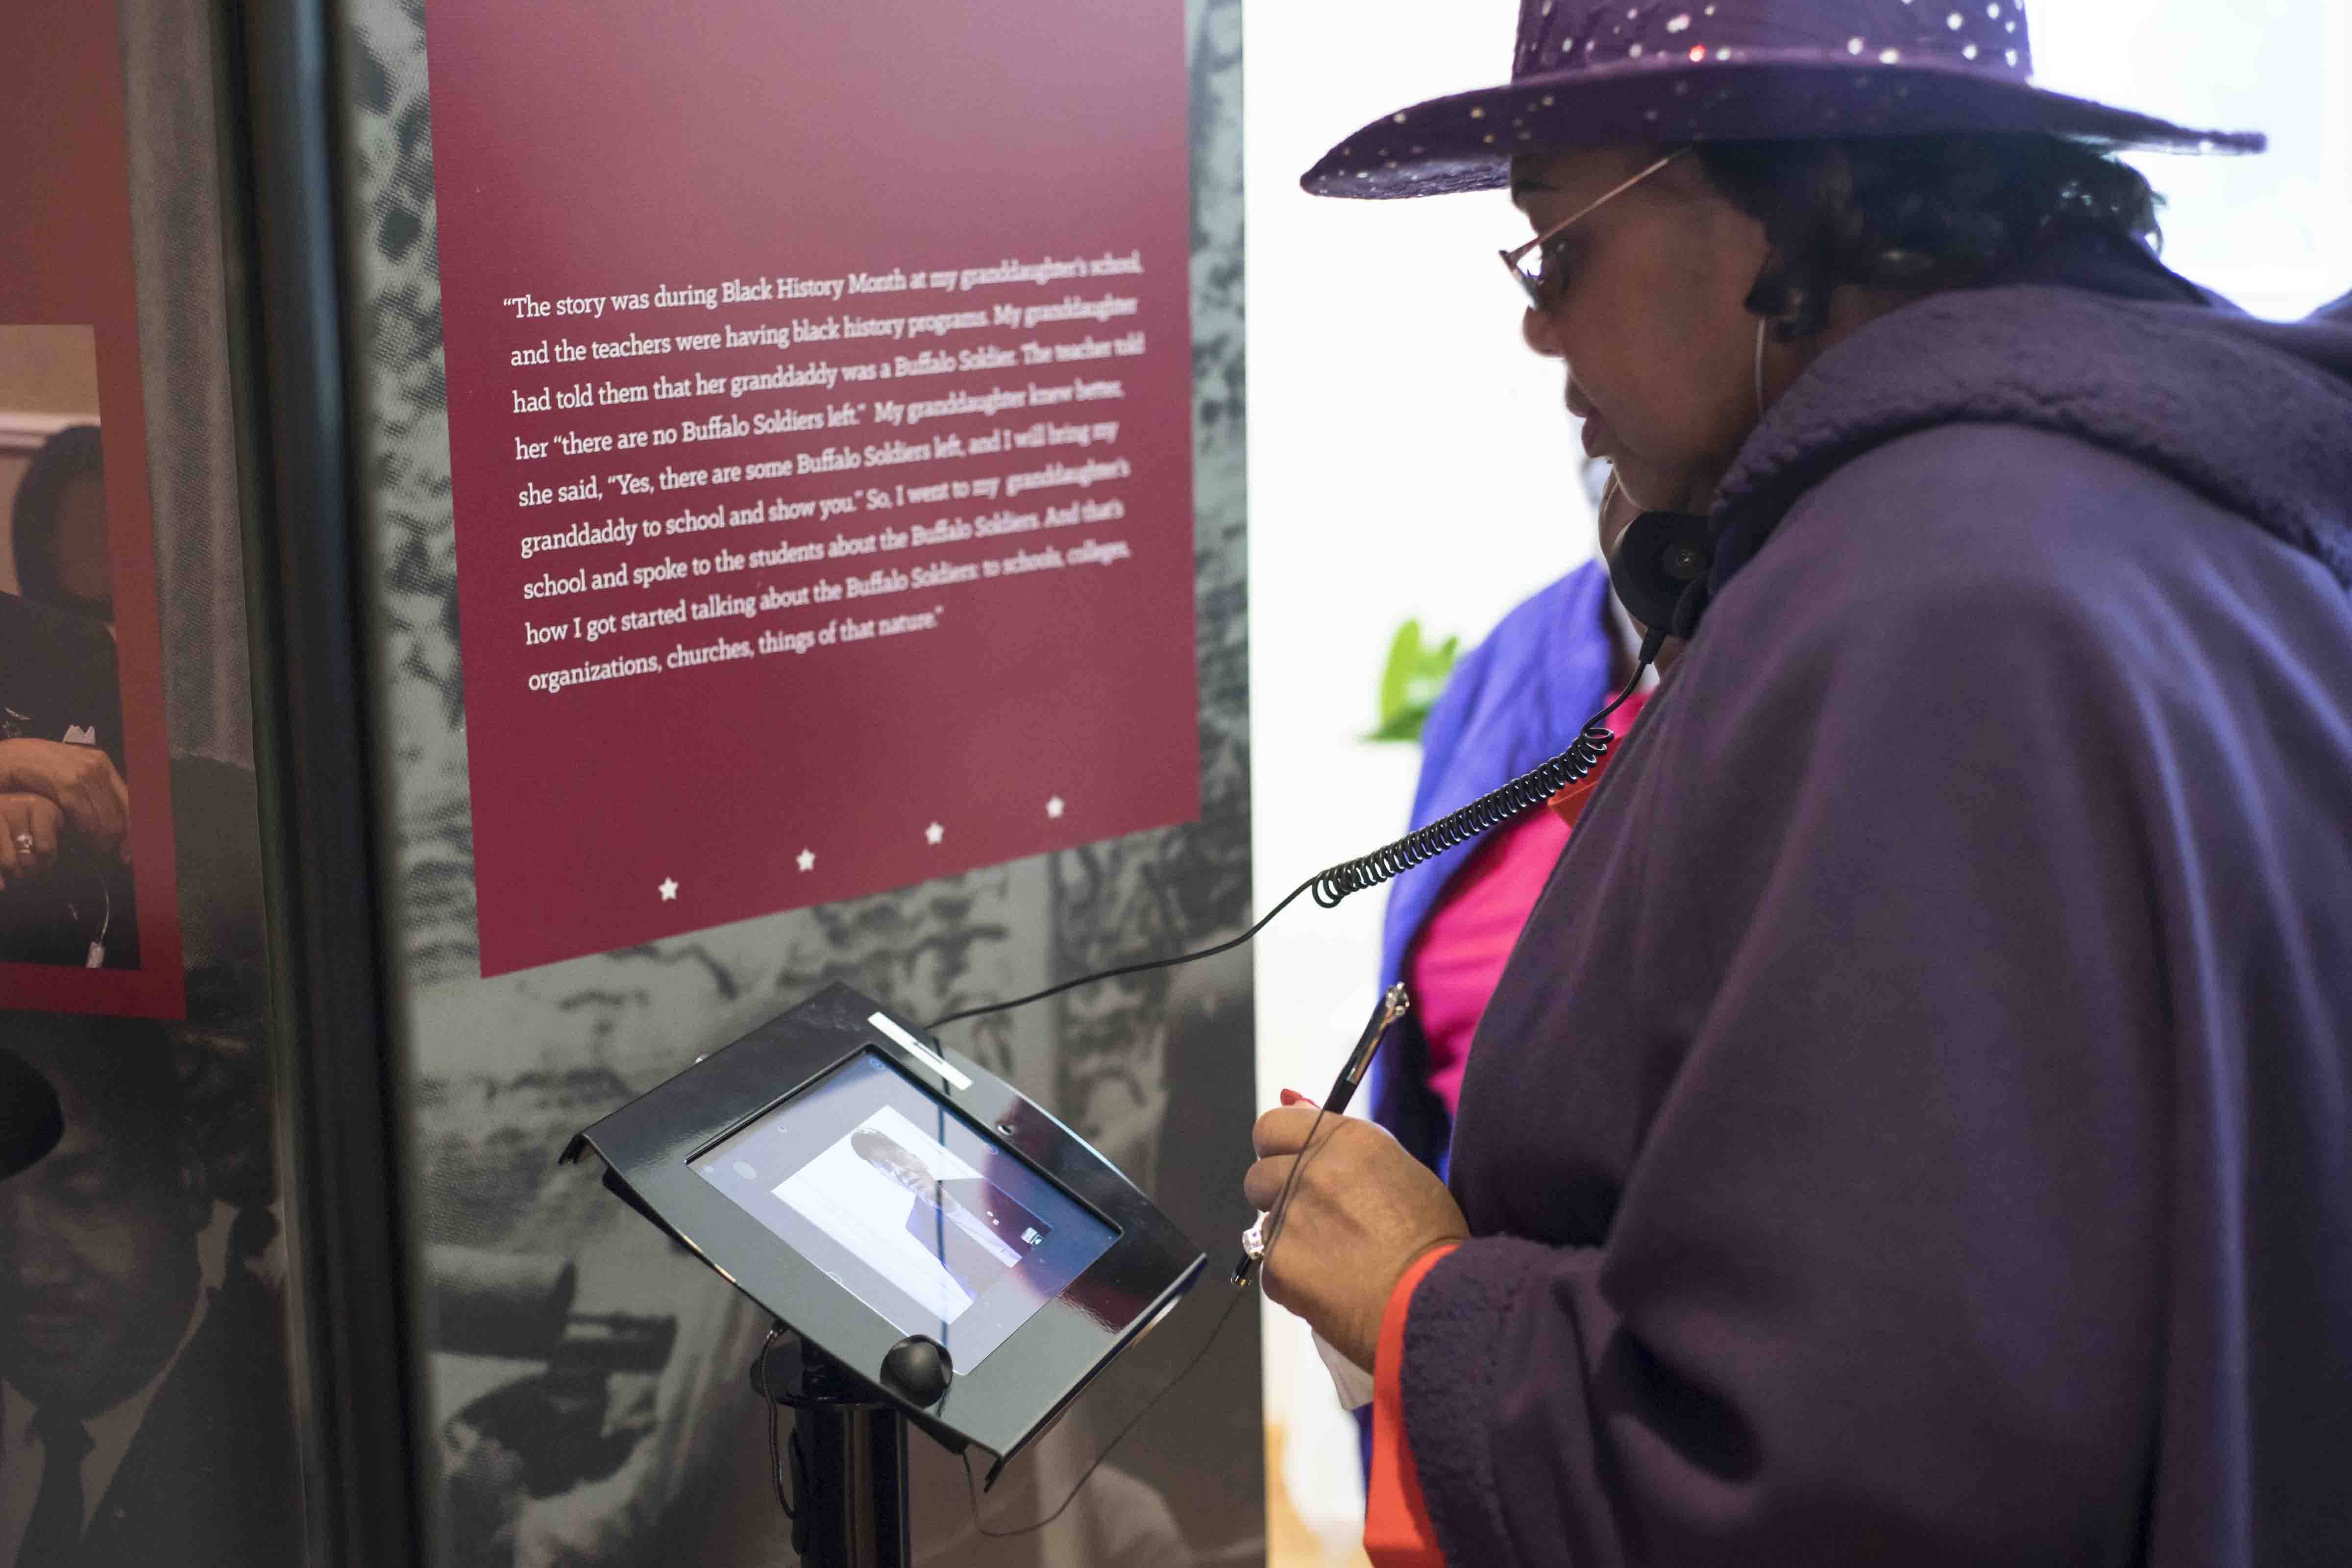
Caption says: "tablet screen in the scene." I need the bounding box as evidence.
[693,1049,1119,1373]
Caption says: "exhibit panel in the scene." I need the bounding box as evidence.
[334,0,1259,1561]
[0,6,188,1015]
[0,0,320,1562]
[419,0,1203,979]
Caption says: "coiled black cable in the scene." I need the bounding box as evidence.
[1308,679,1636,907]
[928,659,1650,1033]
[905,658,1656,1536]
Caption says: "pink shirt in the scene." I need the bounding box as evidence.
[1404,688,1649,1117]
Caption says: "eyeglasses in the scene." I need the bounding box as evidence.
[1500,149,1687,310]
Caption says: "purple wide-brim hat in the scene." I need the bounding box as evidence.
[1305,0,2263,198]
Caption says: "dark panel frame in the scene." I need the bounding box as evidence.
[218,0,422,1560]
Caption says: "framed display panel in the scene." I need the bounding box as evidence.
[563,982,1204,1472]
[332,0,1257,1555]
[0,7,187,1015]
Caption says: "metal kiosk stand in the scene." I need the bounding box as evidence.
[751,1331,914,1568]
[563,984,1205,1568]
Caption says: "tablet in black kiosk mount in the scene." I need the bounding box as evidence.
[560,982,1206,1558]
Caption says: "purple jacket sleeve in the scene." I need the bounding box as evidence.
[1401,430,2224,1566]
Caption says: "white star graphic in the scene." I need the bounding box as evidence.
[1046,796,1065,819]
[796,848,814,872]
[924,822,944,845]
[658,877,679,901]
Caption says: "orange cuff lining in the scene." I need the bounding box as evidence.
[1363,1242,1459,1568]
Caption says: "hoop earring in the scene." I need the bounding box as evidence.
[1603,464,1658,516]
[1753,316,1768,420]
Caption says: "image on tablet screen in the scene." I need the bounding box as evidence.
[691,1051,1117,1371]
[774,1106,1051,1322]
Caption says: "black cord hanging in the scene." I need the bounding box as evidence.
[958,1101,1342,1539]
[926,661,1648,1033]
[903,657,1657,1533]
[1307,684,1633,908]
[760,1323,800,1525]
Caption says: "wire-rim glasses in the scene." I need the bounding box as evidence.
[1500,149,1687,310]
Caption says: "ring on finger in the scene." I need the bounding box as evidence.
[12,833,32,856]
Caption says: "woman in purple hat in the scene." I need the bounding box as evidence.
[1241,2,2352,1564]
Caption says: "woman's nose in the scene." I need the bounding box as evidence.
[1522,305,1567,359]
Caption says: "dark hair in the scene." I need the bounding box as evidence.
[10,422,108,617]
[851,1128,911,1167]
[1690,134,2163,339]
[1,1012,184,1152]
[6,973,277,1255]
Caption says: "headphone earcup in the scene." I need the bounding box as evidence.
[1606,510,1715,635]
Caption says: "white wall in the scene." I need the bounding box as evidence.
[2035,0,2350,319]
[1246,1,2349,1552]
[1244,3,1548,1548]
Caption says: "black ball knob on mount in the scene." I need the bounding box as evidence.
[880,1335,952,1406]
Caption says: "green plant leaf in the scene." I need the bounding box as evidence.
[1367,621,1461,743]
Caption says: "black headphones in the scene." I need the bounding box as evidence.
[1606,508,1715,662]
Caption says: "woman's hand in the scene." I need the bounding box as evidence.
[1244,1105,1470,1370]
[0,792,65,890]
[0,739,129,858]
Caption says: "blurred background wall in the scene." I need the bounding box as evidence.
[1245,1,2351,1561]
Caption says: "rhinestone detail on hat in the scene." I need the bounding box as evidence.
[1302,0,2252,190]
[1502,0,2034,82]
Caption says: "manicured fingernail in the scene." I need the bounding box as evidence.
[1279,1087,1320,1107]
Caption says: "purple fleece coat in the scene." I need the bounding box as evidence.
[1404,275,2352,1566]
